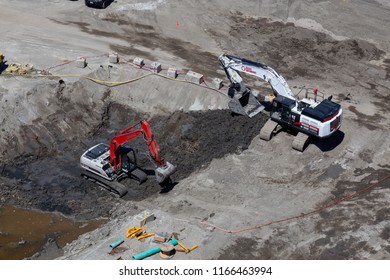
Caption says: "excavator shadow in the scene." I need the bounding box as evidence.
[119,180,177,201]
[140,168,155,176]
[313,130,345,152]
[134,167,178,194]
[141,168,178,193]
[159,179,178,193]
[267,127,343,152]
[259,100,274,112]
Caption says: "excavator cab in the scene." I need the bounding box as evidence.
[120,146,137,173]
[118,146,148,184]
[270,95,296,124]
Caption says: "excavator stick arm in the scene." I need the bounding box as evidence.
[140,120,165,166]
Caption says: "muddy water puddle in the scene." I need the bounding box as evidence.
[0,205,106,259]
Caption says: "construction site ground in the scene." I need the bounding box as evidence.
[0,0,389,260]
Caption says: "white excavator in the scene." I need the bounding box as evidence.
[219,54,342,151]
[80,120,176,197]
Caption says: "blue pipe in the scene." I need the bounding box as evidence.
[132,239,178,260]
[109,238,124,249]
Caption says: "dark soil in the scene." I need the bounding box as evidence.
[150,109,267,180]
[217,237,263,260]
[222,15,384,80]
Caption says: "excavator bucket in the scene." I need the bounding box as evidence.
[155,161,177,183]
[228,91,264,118]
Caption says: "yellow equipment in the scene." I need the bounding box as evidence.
[177,241,199,254]
[177,241,189,254]
[137,233,155,241]
[126,227,154,241]
[4,63,33,75]
[126,227,144,239]
[189,244,199,252]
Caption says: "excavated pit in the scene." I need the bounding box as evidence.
[0,94,267,220]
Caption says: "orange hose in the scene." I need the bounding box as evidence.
[200,173,390,233]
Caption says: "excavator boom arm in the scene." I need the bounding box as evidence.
[219,54,295,100]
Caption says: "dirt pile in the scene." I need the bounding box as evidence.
[150,109,268,180]
[222,15,385,79]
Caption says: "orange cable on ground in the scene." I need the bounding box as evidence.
[200,173,390,233]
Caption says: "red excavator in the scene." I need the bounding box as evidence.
[80,120,176,197]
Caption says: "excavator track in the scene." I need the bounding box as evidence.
[260,119,279,141]
[81,171,128,197]
[292,132,311,152]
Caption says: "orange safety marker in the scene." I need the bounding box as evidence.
[175,21,180,27]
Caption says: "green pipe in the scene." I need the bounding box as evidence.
[132,239,178,260]
[109,238,124,249]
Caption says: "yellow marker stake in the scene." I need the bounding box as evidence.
[137,233,155,241]
[189,244,199,252]
[177,241,189,254]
